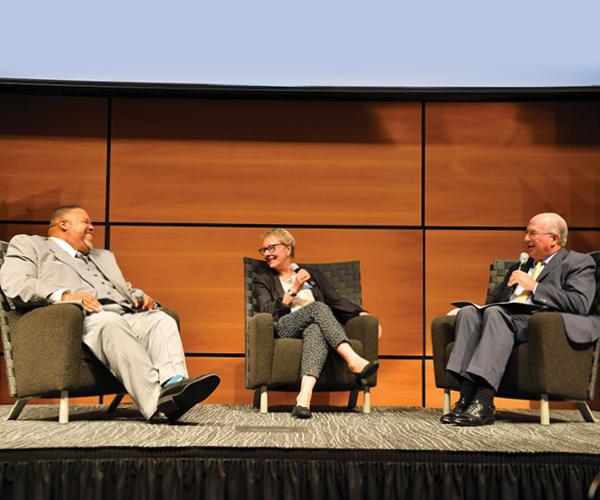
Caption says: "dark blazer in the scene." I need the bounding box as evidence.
[488,248,599,343]
[253,265,364,325]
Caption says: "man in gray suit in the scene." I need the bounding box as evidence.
[0,205,220,423]
[442,212,598,426]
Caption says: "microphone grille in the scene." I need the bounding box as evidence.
[519,252,529,264]
[290,263,300,272]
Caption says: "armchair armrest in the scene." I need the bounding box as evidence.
[526,312,597,399]
[246,313,275,388]
[431,315,458,389]
[8,303,85,397]
[344,315,379,362]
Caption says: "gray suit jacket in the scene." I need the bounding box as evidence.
[0,235,136,311]
[490,248,600,343]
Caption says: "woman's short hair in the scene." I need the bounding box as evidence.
[261,228,296,257]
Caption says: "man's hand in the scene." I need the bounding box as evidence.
[508,270,537,292]
[62,292,101,313]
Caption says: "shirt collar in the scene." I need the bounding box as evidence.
[49,236,78,258]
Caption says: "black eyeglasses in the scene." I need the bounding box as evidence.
[258,243,286,255]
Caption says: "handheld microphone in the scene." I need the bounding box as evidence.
[131,290,145,308]
[510,252,530,294]
[518,252,529,270]
[290,263,316,287]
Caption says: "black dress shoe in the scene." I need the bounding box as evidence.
[452,399,495,427]
[158,373,220,423]
[352,360,380,384]
[440,396,471,424]
[291,405,312,419]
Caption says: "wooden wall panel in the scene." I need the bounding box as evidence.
[425,102,600,227]
[110,226,422,355]
[425,230,522,354]
[370,360,422,407]
[0,95,108,221]
[110,99,421,225]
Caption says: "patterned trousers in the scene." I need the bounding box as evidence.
[275,301,350,378]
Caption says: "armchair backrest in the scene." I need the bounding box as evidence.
[243,257,363,329]
[485,258,517,304]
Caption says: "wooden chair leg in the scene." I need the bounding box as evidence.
[106,393,125,414]
[7,398,29,420]
[59,390,69,424]
[540,393,550,425]
[443,389,451,415]
[362,386,371,414]
[347,389,359,410]
[573,401,596,423]
[259,385,268,414]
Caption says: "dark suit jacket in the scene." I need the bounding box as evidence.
[488,248,600,343]
[253,265,364,325]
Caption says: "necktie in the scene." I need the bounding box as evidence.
[513,261,544,303]
[75,252,89,264]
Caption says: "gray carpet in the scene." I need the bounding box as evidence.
[1,404,600,454]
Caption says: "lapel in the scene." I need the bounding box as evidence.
[270,270,286,299]
[536,248,567,283]
[46,238,86,277]
[87,252,131,298]
[46,239,128,297]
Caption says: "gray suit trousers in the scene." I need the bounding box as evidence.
[83,307,188,419]
[446,305,530,391]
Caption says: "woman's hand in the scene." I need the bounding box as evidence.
[292,269,311,293]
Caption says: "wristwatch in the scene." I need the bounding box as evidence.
[288,290,297,297]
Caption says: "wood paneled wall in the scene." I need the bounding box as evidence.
[1,94,600,410]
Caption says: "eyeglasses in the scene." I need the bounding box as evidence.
[258,243,286,255]
[525,230,555,239]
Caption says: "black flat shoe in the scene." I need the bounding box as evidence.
[291,405,312,419]
[352,360,380,384]
[453,399,495,427]
[440,396,471,424]
[158,373,221,423]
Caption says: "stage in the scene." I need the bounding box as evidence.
[0,404,599,499]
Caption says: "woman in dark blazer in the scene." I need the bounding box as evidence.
[253,228,380,419]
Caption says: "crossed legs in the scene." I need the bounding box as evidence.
[276,301,372,410]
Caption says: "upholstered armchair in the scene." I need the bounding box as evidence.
[0,239,179,424]
[432,252,600,425]
[244,258,379,413]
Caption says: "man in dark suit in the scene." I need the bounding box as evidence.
[443,212,598,426]
[0,205,220,423]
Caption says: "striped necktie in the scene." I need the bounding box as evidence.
[75,251,89,264]
[513,261,544,303]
